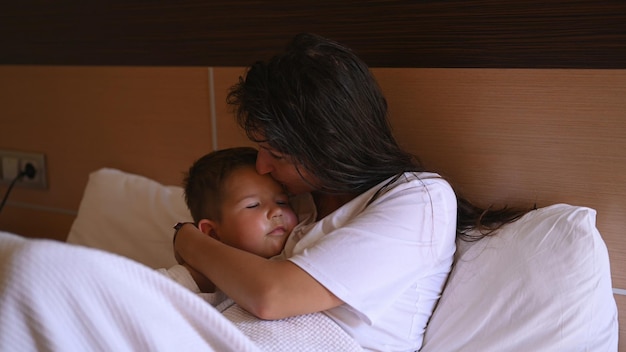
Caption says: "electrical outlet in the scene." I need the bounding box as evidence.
[0,150,47,189]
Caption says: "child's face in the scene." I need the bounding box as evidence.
[214,166,298,258]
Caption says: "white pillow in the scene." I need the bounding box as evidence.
[67,168,193,269]
[421,204,618,351]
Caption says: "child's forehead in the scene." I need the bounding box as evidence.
[222,165,278,188]
[222,166,281,193]
[223,164,261,182]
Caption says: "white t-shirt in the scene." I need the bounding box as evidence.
[285,172,457,352]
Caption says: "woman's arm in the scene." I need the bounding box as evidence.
[174,223,343,320]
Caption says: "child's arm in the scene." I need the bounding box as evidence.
[181,263,216,293]
[172,222,216,293]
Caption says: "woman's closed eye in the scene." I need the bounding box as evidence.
[269,151,284,160]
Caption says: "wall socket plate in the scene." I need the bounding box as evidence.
[0,150,47,189]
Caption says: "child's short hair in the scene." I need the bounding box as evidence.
[183,147,258,223]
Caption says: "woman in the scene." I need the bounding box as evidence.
[174,33,528,351]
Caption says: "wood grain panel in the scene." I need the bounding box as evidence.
[0,206,75,242]
[0,66,213,239]
[1,1,625,68]
[213,67,255,149]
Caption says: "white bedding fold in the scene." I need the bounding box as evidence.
[0,231,260,352]
[0,231,362,352]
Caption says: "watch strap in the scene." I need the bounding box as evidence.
[172,222,195,244]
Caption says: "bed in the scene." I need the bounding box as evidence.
[0,167,618,350]
[0,1,624,351]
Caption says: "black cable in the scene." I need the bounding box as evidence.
[0,163,37,215]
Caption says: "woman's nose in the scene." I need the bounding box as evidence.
[256,150,274,175]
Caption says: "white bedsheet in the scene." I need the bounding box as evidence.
[0,231,361,352]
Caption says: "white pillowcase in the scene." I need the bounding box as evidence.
[421,203,618,351]
[67,168,192,269]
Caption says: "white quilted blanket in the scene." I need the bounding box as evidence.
[0,231,361,352]
[225,304,362,352]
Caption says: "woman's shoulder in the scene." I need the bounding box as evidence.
[386,172,453,193]
[368,172,456,209]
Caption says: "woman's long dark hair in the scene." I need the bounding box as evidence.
[227,33,532,241]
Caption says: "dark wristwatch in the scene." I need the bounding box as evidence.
[172,222,195,243]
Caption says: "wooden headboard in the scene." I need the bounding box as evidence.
[1,1,625,68]
[1,1,625,349]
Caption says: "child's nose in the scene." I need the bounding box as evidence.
[269,207,283,220]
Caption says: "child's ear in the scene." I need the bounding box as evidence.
[198,219,220,240]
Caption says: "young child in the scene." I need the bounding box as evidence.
[158,147,299,309]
